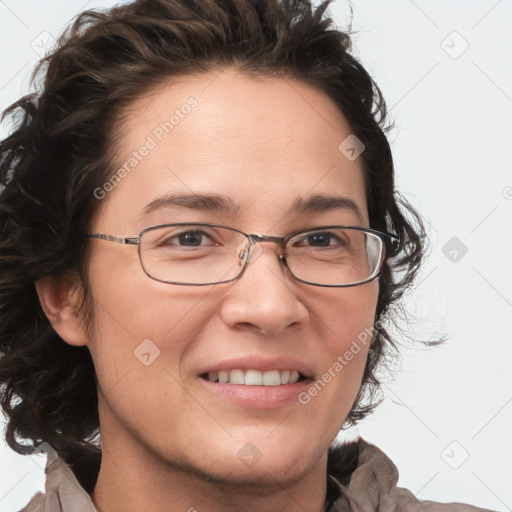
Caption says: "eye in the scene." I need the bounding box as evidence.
[160,229,217,248]
[292,230,348,248]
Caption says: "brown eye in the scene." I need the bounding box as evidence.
[292,231,347,248]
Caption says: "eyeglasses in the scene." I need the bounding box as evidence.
[86,223,400,287]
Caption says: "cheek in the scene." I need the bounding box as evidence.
[311,278,378,346]
[310,281,378,391]
[84,253,218,390]
[292,282,379,440]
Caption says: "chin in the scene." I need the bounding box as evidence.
[161,441,321,493]
[196,455,317,494]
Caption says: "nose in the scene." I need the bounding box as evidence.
[219,241,309,335]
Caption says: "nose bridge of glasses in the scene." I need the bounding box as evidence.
[238,233,286,264]
[250,233,284,245]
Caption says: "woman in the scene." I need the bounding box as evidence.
[0,0,497,511]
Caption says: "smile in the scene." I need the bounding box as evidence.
[200,369,306,386]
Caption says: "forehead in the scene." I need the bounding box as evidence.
[95,69,368,231]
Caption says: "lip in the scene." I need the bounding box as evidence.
[197,355,315,379]
[198,376,314,409]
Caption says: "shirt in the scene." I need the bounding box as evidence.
[18,437,498,512]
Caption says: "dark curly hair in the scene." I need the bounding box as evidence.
[0,0,431,493]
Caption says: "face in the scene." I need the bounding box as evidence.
[82,69,378,489]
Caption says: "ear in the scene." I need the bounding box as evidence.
[35,273,90,347]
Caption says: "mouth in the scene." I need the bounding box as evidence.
[196,356,315,408]
[199,369,309,386]
[198,369,313,409]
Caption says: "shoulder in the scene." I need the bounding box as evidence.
[18,491,45,512]
[327,437,498,512]
[17,455,97,512]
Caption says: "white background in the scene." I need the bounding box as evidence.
[0,1,511,511]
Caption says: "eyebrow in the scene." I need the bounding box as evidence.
[140,193,241,218]
[140,192,364,222]
[291,194,364,222]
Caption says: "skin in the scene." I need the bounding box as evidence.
[37,68,379,512]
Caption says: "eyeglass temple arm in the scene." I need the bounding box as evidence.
[86,233,139,245]
[386,232,401,256]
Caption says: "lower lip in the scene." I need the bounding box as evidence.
[198,376,313,409]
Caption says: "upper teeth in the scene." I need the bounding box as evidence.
[206,369,301,386]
